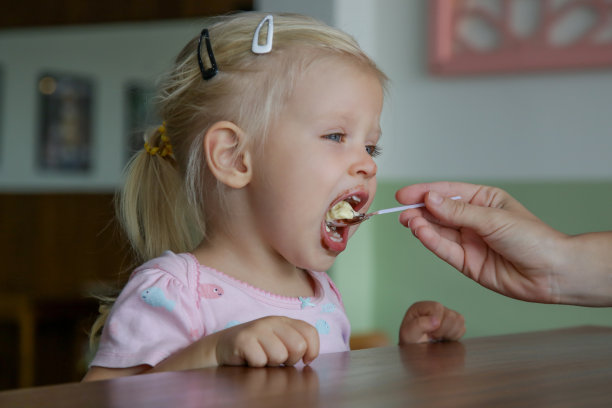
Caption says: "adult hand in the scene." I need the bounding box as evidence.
[396,182,575,305]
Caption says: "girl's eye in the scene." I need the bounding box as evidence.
[324,133,344,143]
[366,145,382,158]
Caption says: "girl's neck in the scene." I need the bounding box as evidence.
[192,232,315,298]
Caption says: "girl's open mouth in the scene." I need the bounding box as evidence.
[321,191,368,252]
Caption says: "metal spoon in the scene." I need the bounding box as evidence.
[326,196,462,228]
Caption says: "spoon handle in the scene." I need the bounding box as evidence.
[372,196,462,216]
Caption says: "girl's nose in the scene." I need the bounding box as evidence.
[348,148,377,179]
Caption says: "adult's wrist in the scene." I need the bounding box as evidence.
[555,233,612,307]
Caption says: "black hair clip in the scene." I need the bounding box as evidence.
[197,28,218,80]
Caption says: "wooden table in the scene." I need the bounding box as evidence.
[1,326,611,407]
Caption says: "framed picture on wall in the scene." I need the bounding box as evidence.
[37,72,93,171]
[125,82,160,162]
[429,0,612,76]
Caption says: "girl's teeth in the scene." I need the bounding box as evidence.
[329,230,343,242]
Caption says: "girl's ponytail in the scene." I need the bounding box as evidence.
[117,123,201,264]
[90,124,202,348]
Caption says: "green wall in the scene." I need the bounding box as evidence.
[333,181,612,342]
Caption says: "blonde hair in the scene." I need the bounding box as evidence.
[91,12,386,347]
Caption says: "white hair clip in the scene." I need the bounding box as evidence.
[252,15,274,54]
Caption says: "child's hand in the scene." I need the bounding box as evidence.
[214,316,320,367]
[399,301,465,344]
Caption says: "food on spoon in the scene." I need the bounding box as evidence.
[326,200,360,222]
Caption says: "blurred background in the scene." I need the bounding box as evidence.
[0,0,611,390]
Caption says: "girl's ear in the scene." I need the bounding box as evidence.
[204,121,252,188]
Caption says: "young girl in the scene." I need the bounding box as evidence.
[84,12,465,381]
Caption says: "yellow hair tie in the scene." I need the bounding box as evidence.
[145,122,173,158]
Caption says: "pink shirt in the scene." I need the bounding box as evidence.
[91,251,351,368]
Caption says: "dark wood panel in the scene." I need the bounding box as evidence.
[0,193,132,297]
[0,193,133,389]
[0,0,253,29]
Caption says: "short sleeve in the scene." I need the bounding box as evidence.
[91,259,201,368]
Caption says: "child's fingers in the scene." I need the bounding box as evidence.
[399,301,466,344]
[235,337,268,367]
[270,322,313,366]
[216,317,283,366]
[249,317,319,366]
[429,309,466,341]
[399,314,441,344]
[286,319,320,365]
[217,316,320,367]
[257,335,291,366]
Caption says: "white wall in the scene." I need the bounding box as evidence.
[256,0,334,26]
[375,0,612,181]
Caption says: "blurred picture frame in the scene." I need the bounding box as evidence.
[37,72,93,171]
[125,82,159,162]
[429,0,612,76]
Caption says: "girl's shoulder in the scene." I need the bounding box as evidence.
[130,250,200,289]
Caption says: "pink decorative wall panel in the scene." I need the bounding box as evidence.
[429,0,612,75]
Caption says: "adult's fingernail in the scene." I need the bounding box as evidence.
[429,191,443,205]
